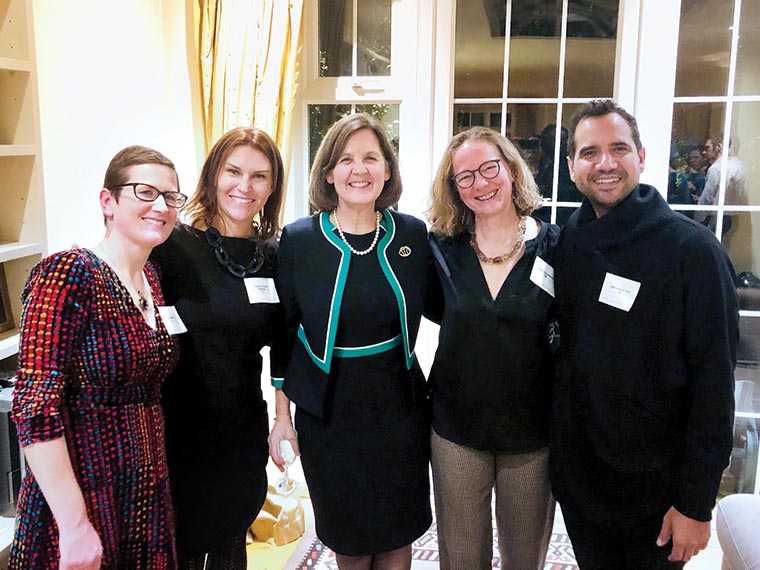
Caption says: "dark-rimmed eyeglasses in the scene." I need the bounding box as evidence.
[451,159,501,189]
[111,183,188,209]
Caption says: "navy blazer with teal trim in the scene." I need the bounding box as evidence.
[275,209,437,418]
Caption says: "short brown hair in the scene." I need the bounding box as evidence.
[567,99,642,158]
[184,127,285,241]
[102,145,178,225]
[428,127,542,236]
[103,145,178,199]
[309,113,402,212]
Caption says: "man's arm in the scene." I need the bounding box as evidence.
[661,235,739,561]
[695,165,720,222]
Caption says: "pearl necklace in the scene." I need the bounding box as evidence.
[470,217,527,265]
[332,210,382,256]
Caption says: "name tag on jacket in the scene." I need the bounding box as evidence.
[157,305,188,335]
[244,277,280,304]
[598,272,640,312]
[530,256,555,297]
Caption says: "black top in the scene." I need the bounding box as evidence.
[428,220,560,453]
[334,231,401,347]
[150,225,287,554]
[552,184,738,528]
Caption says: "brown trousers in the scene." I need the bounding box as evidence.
[431,430,554,570]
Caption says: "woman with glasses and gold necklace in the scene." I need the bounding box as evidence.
[150,127,287,569]
[10,146,183,569]
[269,113,439,569]
[427,127,559,569]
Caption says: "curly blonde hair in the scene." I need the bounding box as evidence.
[428,127,541,236]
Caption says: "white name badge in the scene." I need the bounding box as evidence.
[157,305,188,335]
[598,272,641,312]
[244,277,280,304]
[530,256,555,298]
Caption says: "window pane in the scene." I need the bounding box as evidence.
[308,104,400,169]
[563,0,618,98]
[737,317,760,369]
[723,212,759,290]
[735,0,760,96]
[355,103,400,152]
[561,101,589,153]
[319,0,353,77]
[674,0,733,97]
[454,0,504,98]
[357,0,391,76]
[453,103,502,134]
[719,360,760,496]
[668,102,726,210]
[507,1,561,98]
[556,205,580,226]
[308,104,352,165]
[506,103,556,178]
[727,102,756,208]
[718,404,759,495]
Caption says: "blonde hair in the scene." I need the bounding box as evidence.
[428,127,541,236]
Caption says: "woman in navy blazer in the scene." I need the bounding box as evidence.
[269,113,438,569]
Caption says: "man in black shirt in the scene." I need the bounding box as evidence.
[552,99,738,569]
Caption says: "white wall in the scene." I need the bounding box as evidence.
[32,0,198,253]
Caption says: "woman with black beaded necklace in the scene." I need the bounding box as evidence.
[269,113,439,570]
[150,127,287,569]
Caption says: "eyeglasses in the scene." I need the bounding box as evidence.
[111,183,188,209]
[451,159,501,189]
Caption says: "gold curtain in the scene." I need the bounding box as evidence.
[196,0,304,184]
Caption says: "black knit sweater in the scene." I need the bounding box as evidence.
[551,184,739,529]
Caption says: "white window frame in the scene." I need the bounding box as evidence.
[285,1,437,223]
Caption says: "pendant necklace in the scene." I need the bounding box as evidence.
[93,245,151,312]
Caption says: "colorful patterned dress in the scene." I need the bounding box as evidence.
[9,249,179,569]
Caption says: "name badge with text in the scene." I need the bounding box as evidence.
[244,277,280,304]
[157,305,188,335]
[598,272,640,312]
[530,256,555,297]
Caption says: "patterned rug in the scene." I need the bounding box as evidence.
[288,521,578,569]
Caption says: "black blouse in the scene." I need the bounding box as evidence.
[429,220,560,453]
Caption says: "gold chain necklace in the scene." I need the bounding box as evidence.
[470,217,527,265]
[332,210,382,256]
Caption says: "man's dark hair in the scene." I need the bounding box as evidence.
[567,99,642,158]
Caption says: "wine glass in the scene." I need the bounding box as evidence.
[275,440,297,496]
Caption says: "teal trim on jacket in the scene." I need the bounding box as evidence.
[276,209,437,418]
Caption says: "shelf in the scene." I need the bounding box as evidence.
[0,143,36,156]
[0,68,33,145]
[0,56,30,72]
[0,330,19,361]
[0,0,30,61]
[0,241,41,263]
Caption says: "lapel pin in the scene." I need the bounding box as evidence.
[399,246,412,257]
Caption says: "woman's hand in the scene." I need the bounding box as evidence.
[58,518,103,569]
[268,415,300,472]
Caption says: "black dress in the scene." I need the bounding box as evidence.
[151,225,285,556]
[295,231,432,556]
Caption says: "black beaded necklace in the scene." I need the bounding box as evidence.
[204,226,264,278]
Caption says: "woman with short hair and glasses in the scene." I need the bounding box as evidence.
[150,126,287,569]
[10,146,183,569]
[427,126,558,569]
